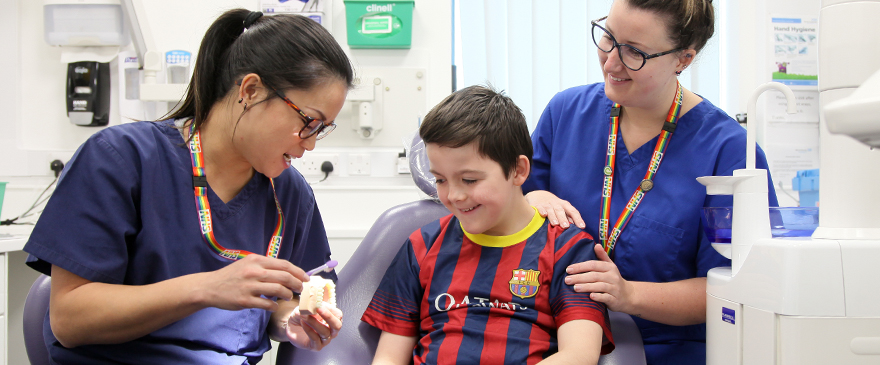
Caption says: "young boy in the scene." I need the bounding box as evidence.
[361,86,614,365]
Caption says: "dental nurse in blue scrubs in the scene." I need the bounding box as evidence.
[24,9,352,364]
[523,0,777,364]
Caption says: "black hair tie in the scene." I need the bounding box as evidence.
[243,11,263,31]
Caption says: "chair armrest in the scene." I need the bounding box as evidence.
[277,200,448,365]
[598,311,646,365]
[24,274,52,365]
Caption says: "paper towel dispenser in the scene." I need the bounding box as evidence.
[44,0,129,47]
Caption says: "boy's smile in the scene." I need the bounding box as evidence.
[426,142,534,236]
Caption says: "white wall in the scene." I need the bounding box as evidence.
[0,0,264,222]
[0,0,450,251]
[3,0,450,159]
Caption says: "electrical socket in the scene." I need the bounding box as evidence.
[297,154,339,177]
[349,153,372,176]
[47,152,73,176]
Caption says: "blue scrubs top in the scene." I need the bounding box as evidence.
[524,83,778,365]
[24,120,335,365]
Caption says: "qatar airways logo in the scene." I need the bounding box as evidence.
[433,294,530,313]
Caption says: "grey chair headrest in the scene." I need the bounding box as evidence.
[407,133,438,200]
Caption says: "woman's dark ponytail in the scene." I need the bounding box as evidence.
[169,9,250,131]
[167,9,354,134]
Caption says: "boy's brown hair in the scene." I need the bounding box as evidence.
[419,85,532,178]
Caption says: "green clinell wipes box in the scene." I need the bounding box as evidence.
[344,0,414,49]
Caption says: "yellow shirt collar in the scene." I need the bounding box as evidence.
[462,207,545,247]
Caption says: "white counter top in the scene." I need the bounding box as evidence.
[0,236,27,253]
[0,223,32,253]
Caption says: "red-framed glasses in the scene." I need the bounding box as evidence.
[272,88,337,140]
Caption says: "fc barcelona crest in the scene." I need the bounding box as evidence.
[509,269,541,299]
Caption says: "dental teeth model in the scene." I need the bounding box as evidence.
[299,276,337,316]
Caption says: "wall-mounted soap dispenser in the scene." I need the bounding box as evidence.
[67,61,111,126]
[44,0,127,126]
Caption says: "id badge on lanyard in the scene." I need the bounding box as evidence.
[599,82,683,255]
[187,123,285,260]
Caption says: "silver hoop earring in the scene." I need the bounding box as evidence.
[238,98,243,104]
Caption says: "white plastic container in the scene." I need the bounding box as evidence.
[44,0,129,46]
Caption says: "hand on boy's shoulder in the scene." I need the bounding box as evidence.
[527,190,586,230]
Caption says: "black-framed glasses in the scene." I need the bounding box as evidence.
[272,88,337,140]
[591,16,683,71]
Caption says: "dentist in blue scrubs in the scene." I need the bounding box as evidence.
[524,0,777,364]
[24,9,352,364]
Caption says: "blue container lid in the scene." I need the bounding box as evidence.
[791,168,819,191]
[796,169,820,177]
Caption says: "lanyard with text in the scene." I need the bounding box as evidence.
[188,123,284,260]
[599,82,683,255]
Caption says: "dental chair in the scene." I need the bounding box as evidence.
[276,137,647,365]
[23,274,51,365]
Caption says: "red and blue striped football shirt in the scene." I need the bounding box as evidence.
[362,210,614,364]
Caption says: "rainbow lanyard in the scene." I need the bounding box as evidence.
[188,124,284,260]
[599,82,683,255]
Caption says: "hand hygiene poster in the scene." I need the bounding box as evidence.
[770,17,819,87]
[765,16,820,197]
